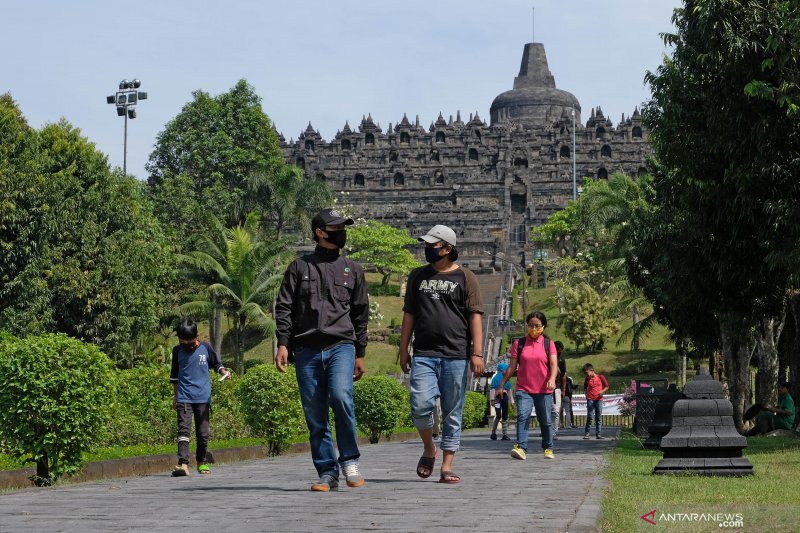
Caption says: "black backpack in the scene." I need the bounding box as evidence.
[512,335,552,368]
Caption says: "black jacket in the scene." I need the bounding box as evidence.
[275,246,369,357]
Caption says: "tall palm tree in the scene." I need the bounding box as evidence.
[240,163,333,238]
[179,213,293,374]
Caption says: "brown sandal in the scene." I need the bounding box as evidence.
[416,449,438,478]
[438,471,460,484]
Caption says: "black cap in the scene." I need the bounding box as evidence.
[311,208,354,231]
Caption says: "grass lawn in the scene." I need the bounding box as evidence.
[600,433,800,532]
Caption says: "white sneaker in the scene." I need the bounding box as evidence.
[343,463,365,487]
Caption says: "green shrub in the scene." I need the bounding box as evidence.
[398,387,413,428]
[102,365,174,447]
[387,333,401,346]
[354,376,407,443]
[462,391,487,429]
[238,365,305,455]
[0,334,116,485]
[209,375,251,441]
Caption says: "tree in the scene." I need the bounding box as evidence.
[241,163,333,238]
[632,0,800,426]
[0,97,173,366]
[0,334,116,485]
[146,80,285,241]
[560,282,619,353]
[346,220,421,286]
[179,213,293,374]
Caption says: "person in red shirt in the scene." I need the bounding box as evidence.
[582,363,609,439]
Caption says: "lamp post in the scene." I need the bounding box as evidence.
[106,79,147,175]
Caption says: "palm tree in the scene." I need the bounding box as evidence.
[179,213,293,374]
[240,163,333,238]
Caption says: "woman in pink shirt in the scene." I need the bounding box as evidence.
[499,311,557,460]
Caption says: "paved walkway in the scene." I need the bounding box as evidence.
[0,427,618,533]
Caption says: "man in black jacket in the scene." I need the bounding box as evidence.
[275,208,369,492]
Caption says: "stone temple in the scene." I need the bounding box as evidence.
[281,42,651,268]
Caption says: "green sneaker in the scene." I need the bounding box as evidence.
[510,444,527,460]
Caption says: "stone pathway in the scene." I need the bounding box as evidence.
[0,427,619,533]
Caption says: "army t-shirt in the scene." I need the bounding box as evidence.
[403,265,483,359]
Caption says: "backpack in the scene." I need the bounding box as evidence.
[511,335,551,372]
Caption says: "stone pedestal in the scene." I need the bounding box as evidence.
[653,369,753,476]
[643,385,682,448]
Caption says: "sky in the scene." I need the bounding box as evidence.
[1,0,681,179]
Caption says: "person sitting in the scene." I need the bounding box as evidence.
[746,382,795,436]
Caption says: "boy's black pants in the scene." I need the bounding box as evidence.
[176,402,210,465]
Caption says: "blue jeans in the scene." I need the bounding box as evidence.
[585,398,603,436]
[294,343,360,479]
[515,391,553,451]
[409,355,468,452]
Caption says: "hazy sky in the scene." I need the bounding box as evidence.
[2,0,680,179]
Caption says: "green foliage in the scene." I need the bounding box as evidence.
[560,283,620,352]
[237,364,305,455]
[347,220,421,286]
[101,365,173,447]
[0,97,173,366]
[146,79,287,242]
[0,334,116,484]
[386,333,401,346]
[353,376,407,443]
[208,374,252,441]
[179,212,293,373]
[461,391,487,430]
[367,281,401,297]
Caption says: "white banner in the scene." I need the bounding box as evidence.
[532,394,624,416]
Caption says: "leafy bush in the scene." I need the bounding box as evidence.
[618,380,637,417]
[609,357,675,376]
[238,365,305,455]
[462,391,487,429]
[209,375,251,441]
[101,365,173,447]
[387,333,401,346]
[353,376,407,443]
[0,334,116,485]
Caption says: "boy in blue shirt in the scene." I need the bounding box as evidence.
[170,318,230,476]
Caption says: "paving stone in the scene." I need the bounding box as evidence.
[0,428,619,532]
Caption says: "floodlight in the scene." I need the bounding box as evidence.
[128,92,137,104]
[119,79,128,90]
[137,91,147,100]
[132,79,141,88]
[116,94,127,105]
[116,106,125,116]
[106,95,115,104]
[127,108,136,119]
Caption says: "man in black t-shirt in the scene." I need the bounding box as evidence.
[399,224,483,485]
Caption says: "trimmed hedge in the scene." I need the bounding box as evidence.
[0,334,116,485]
[462,391,487,429]
[353,376,407,443]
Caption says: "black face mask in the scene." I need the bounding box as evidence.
[324,229,346,249]
[425,246,445,264]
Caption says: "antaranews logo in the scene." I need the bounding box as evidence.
[640,508,744,529]
[640,509,657,525]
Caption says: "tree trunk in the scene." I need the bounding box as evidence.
[631,304,641,352]
[213,308,223,356]
[34,454,51,487]
[719,314,755,430]
[754,315,781,406]
[557,286,565,314]
[788,291,800,406]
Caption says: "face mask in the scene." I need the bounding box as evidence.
[528,326,544,338]
[425,246,445,264]
[324,230,346,249]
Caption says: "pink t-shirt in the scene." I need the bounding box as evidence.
[510,335,551,394]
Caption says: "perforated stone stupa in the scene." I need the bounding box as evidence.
[653,368,753,476]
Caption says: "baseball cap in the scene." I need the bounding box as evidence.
[312,209,354,231]
[418,224,457,247]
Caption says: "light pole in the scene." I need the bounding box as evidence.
[106,79,147,175]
